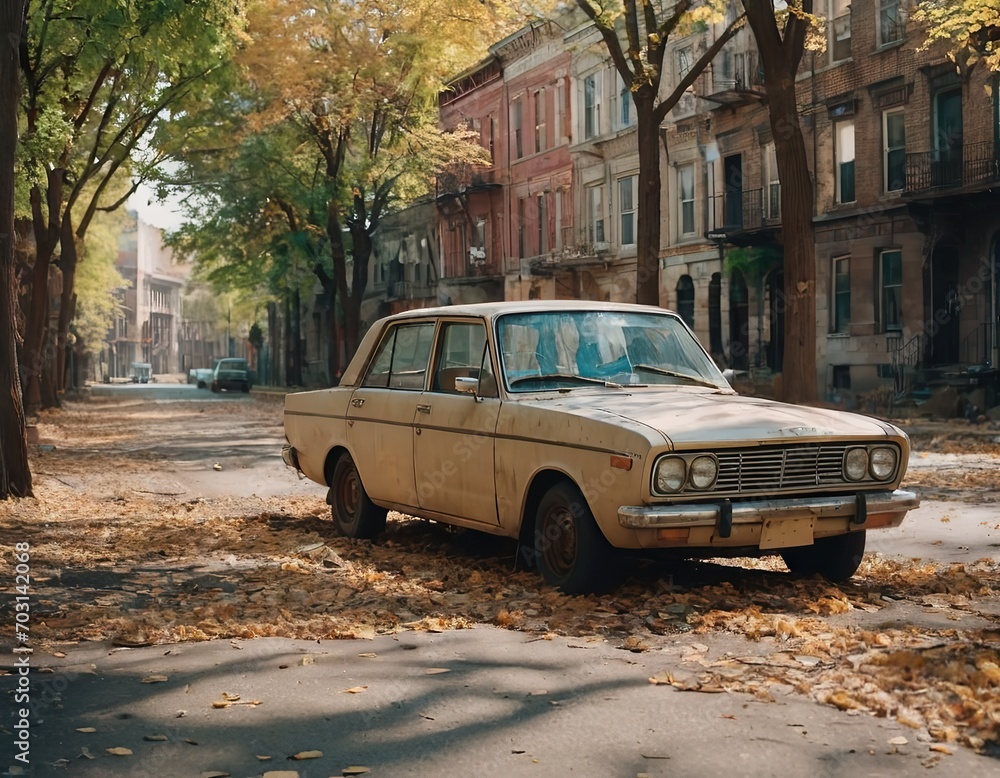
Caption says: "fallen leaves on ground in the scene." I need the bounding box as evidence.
[1,398,998,756]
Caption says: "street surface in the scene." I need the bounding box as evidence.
[0,384,997,777]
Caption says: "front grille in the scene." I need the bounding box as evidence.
[715,444,850,493]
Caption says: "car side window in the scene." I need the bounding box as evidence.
[363,322,435,390]
[433,322,497,398]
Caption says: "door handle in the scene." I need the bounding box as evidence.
[351,398,365,408]
[416,404,432,414]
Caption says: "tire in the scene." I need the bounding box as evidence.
[534,481,614,594]
[197,380,206,389]
[210,381,220,393]
[781,530,866,583]
[241,381,250,393]
[328,453,387,540]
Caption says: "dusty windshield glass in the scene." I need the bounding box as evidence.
[496,310,727,392]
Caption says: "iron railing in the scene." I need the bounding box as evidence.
[905,140,1000,193]
[708,185,781,233]
[959,322,993,367]
[712,49,765,95]
[889,333,922,396]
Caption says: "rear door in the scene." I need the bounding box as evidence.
[346,320,436,509]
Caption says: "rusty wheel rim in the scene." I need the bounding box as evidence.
[540,504,577,579]
[339,466,360,521]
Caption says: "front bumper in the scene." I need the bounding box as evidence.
[619,490,919,549]
[619,490,918,528]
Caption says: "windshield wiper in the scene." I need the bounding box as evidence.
[509,373,626,389]
[632,364,720,389]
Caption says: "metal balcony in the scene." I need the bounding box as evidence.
[904,141,1000,195]
[708,186,781,235]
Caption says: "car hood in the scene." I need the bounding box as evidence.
[520,388,896,447]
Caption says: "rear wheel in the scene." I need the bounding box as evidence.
[329,453,387,540]
[210,381,220,393]
[781,530,866,582]
[534,481,614,594]
[241,381,250,393]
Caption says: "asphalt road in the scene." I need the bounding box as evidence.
[2,385,997,777]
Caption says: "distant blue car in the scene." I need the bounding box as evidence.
[211,358,251,393]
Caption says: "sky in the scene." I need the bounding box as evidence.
[129,183,186,232]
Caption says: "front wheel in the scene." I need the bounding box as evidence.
[328,453,387,540]
[210,381,220,393]
[534,481,614,594]
[781,530,866,582]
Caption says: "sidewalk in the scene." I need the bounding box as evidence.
[5,627,995,778]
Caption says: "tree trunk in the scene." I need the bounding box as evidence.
[768,83,816,404]
[743,0,817,404]
[0,0,32,498]
[21,172,63,412]
[635,95,662,307]
[56,213,79,392]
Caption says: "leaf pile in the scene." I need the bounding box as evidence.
[1,396,997,755]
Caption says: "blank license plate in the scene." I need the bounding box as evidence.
[759,517,816,550]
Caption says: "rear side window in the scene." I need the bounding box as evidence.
[363,322,435,390]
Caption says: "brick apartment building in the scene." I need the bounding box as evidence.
[654,0,999,400]
[360,2,999,403]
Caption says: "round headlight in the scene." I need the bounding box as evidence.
[844,448,868,481]
[689,455,719,489]
[655,456,687,493]
[869,447,898,480]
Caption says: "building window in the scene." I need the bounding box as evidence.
[830,0,851,62]
[677,46,692,79]
[678,164,695,236]
[618,175,636,246]
[832,256,850,333]
[835,121,856,203]
[512,98,523,159]
[763,142,780,219]
[584,72,601,140]
[587,185,605,244]
[880,250,902,331]
[489,117,496,163]
[619,75,633,128]
[517,198,526,258]
[883,109,906,192]
[534,90,546,154]
[879,0,904,46]
[536,194,547,255]
[677,275,695,329]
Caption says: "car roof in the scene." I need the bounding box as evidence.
[383,300,681,322]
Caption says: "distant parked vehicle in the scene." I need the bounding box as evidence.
[211,358,251,393]
[130,362,152,384]
[189,359,222,388]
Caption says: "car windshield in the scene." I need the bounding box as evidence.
[496,310,728,392]
[218,360,246,370]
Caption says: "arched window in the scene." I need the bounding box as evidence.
[708,273,722,355]
[676,275,695,329]
[729,270,749,370]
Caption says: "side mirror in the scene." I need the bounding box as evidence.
[455,376,480,395]
[722,368,735,382]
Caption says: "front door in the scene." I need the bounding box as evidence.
[414,319,501,525]
[724,154,743,229]
[930,246,961,365]
[347,321,436,508]
[934,89,964,186]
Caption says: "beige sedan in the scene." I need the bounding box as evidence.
[282,301,917,594]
